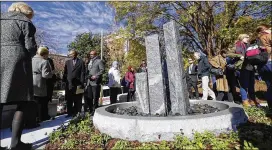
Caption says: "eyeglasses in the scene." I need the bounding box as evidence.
[40,45,49,49]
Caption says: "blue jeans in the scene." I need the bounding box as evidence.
[211,75,217,95]
[239,70,255,101]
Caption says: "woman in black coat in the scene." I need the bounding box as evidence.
[0,2,37,150]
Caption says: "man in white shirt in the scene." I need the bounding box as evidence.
[108,61,121,104]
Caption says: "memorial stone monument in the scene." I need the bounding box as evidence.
[135,73,149,114]
[135,20,189,115]
[94,20,248,142]
[163,21,190,115]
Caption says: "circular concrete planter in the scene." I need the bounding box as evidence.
[93,100,248,142]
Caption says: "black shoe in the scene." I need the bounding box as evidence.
[266,110,272,118]
[0,146,8,150]
[24,123,40,129]
[10,142,32,150]
[41,116,51,122]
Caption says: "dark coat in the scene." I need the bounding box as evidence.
[32,55,53,97]
[63,58,85,93]
[186,64,198,83]
[1,12,37,103]
[138,66,147,73]
[197,56,211,78]
[125,71,135,89]
[47,57,57,83]
[235,41,254,71]
[209,55,229,92]
[86,56,105,86]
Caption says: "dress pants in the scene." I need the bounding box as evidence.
[85,85,101,113]
[46,80,54,102]
[187,80,199,99]
[110,87,121,104]
[34,96,49,121]
[216,91,234,102]
[127,89,135,102]
[66,90,82,116]
[201,76,216,100]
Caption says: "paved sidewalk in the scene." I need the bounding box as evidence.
[0,114,71,149]
[0,96,116,149]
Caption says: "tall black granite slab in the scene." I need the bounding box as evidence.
[163,20,189,115]
[145,34,167,115]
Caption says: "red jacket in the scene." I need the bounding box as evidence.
[125,71,135,89]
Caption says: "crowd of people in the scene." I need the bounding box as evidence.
[186,26,271,113]
[0,2,271,150]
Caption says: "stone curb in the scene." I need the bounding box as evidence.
[93,100,248,142]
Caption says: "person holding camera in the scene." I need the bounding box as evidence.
[210,50,234,102]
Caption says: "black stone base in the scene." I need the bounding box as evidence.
[113,103,220,117]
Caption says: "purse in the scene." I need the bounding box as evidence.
[210,56,224,76]
[210,67,224,76]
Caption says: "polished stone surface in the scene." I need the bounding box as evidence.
[163,20,189,115]
[135,73,150,114]
[145,34,167,115]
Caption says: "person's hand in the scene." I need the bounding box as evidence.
[240,56,244,60]
[91,75,96,80]
[79,84,84,89]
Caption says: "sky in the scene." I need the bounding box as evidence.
[1,2,120,55]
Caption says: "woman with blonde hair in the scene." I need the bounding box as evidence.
[1,2,36,149]
[32,46,53,122]
[235,34,260,107]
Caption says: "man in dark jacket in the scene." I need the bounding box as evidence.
[138,60,148,73]
[194,52,216,100]
[83,54,90,113]
[186,58,199,99]
[85,51,104,115]
[63,50,85,117]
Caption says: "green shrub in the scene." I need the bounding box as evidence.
[112,140,130,149]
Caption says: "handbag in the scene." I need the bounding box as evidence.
[210,56,224,76]
[246,44,269,65]
[246,45,260,57]
[210,67,224,76]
